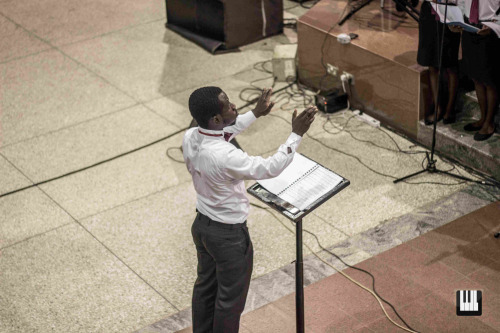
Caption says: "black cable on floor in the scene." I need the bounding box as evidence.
[0,127,189,199]
[267,110,499,187]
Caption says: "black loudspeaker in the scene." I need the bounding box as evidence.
[166,0,283,53]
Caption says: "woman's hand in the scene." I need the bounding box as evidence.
[448,25,463,33]
[477,25,492,35]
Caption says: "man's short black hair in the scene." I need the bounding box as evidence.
[189,86,224,129]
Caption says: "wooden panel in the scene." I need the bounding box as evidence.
[297,0,426,138]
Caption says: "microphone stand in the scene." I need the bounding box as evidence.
[394,0,482,185]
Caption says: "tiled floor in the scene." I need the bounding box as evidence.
[240,202,500,332]
[175,202,499,333]
[2,1,500,332]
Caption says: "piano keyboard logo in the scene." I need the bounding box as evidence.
[456,290,482,316]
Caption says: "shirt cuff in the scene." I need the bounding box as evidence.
[239,110,257,125]
[287,132,303,145]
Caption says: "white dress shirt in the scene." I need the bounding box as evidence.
[183,111,302,224]
[458,0,500,20]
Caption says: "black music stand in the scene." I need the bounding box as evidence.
[247,156,350,333]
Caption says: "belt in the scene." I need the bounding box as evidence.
[196,210,247,229]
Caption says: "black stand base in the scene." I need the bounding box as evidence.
[393,152,478,184]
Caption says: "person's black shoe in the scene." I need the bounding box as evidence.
[443,115,456,124]
[464,123,482,132]
[473,127,496,141]
[424,110,446,125]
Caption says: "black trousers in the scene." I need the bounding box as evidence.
[191,212,253,333]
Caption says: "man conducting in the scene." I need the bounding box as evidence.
[183,86,317,332]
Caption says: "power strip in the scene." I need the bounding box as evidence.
[352,110,380,127]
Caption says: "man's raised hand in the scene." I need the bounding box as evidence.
[252,88,275,118]
[292,106,317,136]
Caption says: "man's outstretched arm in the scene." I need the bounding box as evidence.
[223,106,318,180]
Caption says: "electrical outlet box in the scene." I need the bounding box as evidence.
[353,110,380,127]
[342,71,354,84]
[272,44,298,82]
[315,89,348,113]
[326,63,338,76]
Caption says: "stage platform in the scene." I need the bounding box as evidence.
[296,0,500,180]
[297,0,424,139]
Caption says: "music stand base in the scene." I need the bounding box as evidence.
[394,153,482,184]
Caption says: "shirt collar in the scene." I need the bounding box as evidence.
[198,127,224,139]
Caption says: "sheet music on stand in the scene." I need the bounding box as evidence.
[248,153,350,221]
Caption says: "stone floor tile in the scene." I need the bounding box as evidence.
[81,185,198,310]
[0,187,73,248]
[0,15,50,63]
[136,307,192,333]
[243,284,272,314]
[0,223,177,333]
[240,303,302,333]
[145,96,191,131]
[376,243,467,292]
[408,231,495,277]
[433,210,498,244]
[363,303,429,333]
[249,269,296,304]
[145,78,292,134]
[244,203,297,277]
[280,257,330,288]
[0,49,136,147]
[410,293,497,333]
[349,230,404,256]
[301,271,387,325]
[39,132,190,220]
[471,234,500,263]
[61,21,272,102]
[479,289,500,331]
[1,105,178,182]
[350,257,431,308]
[467,261,500,295]
[0,0,165,46]
[297,130,468,236]
[0,154,31,195]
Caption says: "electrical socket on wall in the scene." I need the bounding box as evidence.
[326,63,338,76]
[341,71,354,84]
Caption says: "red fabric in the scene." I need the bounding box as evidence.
[197,129,233,142]
[198,130,222,137]
[469,0,479,24]
[430,5,441,21]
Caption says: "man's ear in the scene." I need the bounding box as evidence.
[212,114,222,124]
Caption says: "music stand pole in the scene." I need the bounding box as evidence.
[247,159,350,333]
[296,218,305,333]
